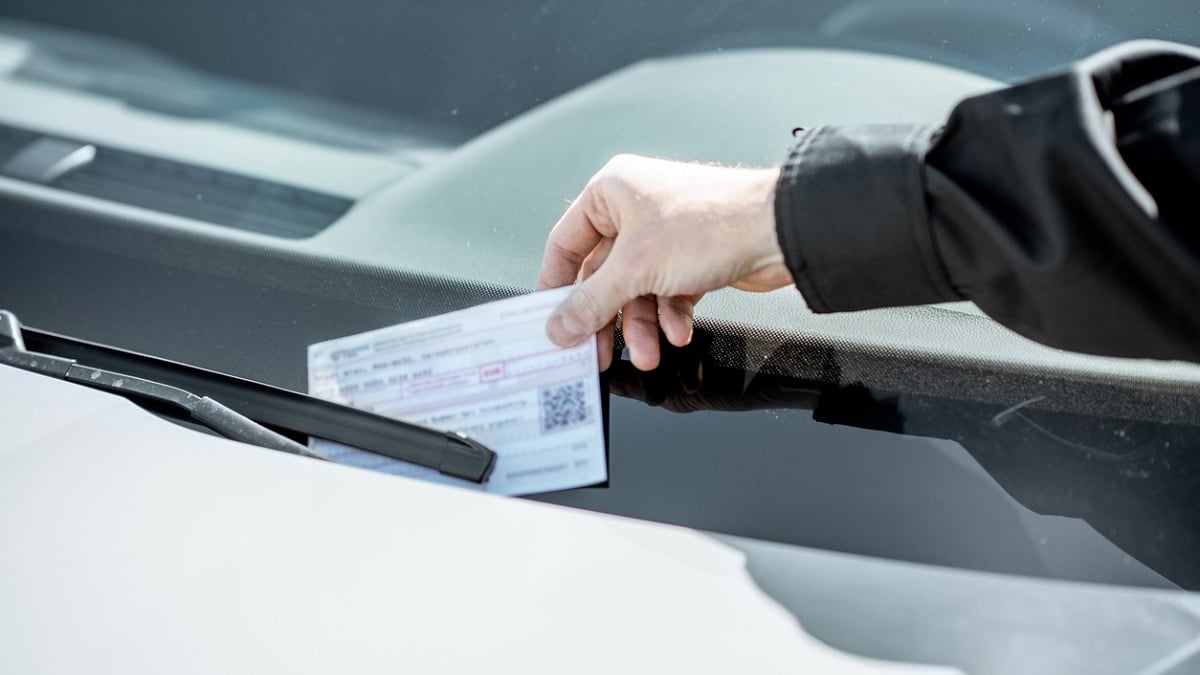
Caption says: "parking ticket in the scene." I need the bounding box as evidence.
[306,287,607,496]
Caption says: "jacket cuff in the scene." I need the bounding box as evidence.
[774,124,961,312]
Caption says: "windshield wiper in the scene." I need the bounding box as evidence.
[0,310,496,482]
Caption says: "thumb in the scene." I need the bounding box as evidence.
[547,266,629,347]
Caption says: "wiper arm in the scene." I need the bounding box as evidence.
[0,310,496,482]
[0,310,322,459]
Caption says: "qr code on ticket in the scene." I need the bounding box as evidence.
[539,380,590,433]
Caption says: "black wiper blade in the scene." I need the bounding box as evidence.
[0,310,496,482]
[0,310,321,459]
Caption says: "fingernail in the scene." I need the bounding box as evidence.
[549,313,584,346]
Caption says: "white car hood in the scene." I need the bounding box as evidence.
[0,364,954,674]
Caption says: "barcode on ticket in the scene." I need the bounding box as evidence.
[539,380,590,433]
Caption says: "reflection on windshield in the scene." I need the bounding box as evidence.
[0,19,465,158]
[3,1,1198,139]
[604,327,1200,590]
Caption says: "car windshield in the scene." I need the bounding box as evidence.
[2,1,1200,592]
[3,1,1196,141]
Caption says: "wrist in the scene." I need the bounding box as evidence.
[753,166,784,259]
[733,165,790,290]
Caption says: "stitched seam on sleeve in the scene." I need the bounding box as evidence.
[902,124,959,301]
[776,126,832,312]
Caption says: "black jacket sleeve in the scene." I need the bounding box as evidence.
[774,40,1200,361]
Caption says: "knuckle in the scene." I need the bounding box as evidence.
[582,254,604,278]
[625,310,657,331]
[660,295,690,316]
[546,237,586,266]
[593,169,623,197]
[576,181,616,234]
[572,284,609,327]
[605,153,635,171]
[599,154,640,188]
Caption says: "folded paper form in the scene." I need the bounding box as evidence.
[307,287,607,495]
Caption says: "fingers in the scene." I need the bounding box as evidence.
[542,180,634,355]
[580,236,615,285]
[658,295,696,347]
[581,240,617,372]
[547,264,628,347]
[536,185,611,291]
[597,319,615,372]
[621,295,661,371]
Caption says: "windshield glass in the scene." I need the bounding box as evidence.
[4,0,1195,133]
[4,2,1197,147]
[2,1,1199,592]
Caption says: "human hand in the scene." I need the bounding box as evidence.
[536,154,791,371]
